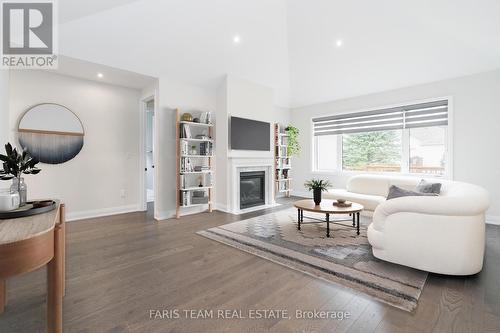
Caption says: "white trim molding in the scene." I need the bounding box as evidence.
[227,157,275,214]
[486,215,500,226]
[66,204,141,222]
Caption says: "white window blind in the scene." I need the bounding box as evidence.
[312,100,448,136]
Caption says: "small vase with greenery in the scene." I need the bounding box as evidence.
[304,179,331,205]
[0,143,41,206]
[285,125,300,156]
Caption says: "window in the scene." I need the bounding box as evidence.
[314,135,338,171]
[342,130,402,172]
[312,100,449,177]
[409,126,446,176]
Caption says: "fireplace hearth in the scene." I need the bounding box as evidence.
[240,171,265,209]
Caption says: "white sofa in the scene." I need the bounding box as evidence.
[325,174,490,275]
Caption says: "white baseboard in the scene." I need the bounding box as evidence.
[214,203,229,213]
[155,209,176,221]
[486,215,500,226]
[66,204,141,222]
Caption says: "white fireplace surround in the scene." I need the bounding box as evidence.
[228,157,276,214]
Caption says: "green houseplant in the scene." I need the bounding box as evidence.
[0,143,41,206]
[285,125,300,156]
[304,179,331,205]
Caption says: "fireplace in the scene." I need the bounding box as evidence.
[240,171,265,209]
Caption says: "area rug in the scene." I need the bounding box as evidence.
[197,208,427,312]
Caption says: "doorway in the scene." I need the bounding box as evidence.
[144,98,155,213]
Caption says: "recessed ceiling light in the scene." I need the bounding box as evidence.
[97,73,104,78]
[233,35,241,44]
[336,39,343,47]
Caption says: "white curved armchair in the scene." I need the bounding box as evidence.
[325,174,490,275]
[368,181,489,275]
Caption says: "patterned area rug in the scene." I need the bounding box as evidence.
[197,208,427,312]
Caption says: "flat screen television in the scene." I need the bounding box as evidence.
[230,116,270,151]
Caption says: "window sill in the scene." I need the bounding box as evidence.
[311,169,450,180]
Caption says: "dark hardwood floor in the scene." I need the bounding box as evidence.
[0,198,499,332]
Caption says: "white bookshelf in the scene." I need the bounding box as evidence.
[176,109,214,218]
[274,123,292,198]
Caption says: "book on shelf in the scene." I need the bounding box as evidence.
[181,124,192,138]
[180,190,190,206]
[199,141,213,156]
[180,158,194,172]
[194,165,210,172]
[180,140,189,155]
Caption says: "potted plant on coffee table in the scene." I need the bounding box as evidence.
[304,179,331,205]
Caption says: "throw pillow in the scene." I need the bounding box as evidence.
[387,185,439,200]
[416,179,442,194]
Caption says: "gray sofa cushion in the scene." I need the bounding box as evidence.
[416,179,442,194]
[387,185,438,200]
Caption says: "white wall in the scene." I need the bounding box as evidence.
[291,69,500,220]
[156,78,217,220]
[9,70,142,221]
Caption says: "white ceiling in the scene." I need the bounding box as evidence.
[59,0,291,105]
[59,0,143,23]
[49,56,156,90]
[57,0,500,107]
[286,0,500,107]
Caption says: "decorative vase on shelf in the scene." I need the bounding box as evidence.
[11,177,27,207]
[313,188,322,205]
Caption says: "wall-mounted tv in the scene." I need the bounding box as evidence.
[230,116,270,151]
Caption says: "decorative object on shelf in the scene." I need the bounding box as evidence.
[200,111,212,124]
[0,200,56,219]
[193,118,200,123]
[285,125,300,156]
[0,143,41,207]
[181,113,193,122]
[10,177,27,207]
[18,103,84,164]
[190,145,197,155]
[0,189,20,212]
[333,199,352,207]
[195,134,211,140]
[198,175,203,187]
[304,179,332,205]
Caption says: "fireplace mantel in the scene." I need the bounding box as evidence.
[227,157,277,214]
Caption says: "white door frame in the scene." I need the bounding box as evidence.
[139,95,156,212]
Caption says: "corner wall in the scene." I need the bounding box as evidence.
[290,69,500,221]
[8,70,142,220]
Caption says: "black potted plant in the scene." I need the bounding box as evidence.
[304,179,331,205]
[0,143,41,206]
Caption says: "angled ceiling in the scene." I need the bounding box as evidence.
[286,0,500,107]
[59,0,144,23]
[58,0,500,107]
[59,0,291,106]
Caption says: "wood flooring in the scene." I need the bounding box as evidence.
[0,198,499,332]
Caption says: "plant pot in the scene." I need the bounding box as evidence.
[313,188,322,205]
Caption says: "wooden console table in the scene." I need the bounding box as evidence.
[0,202,65,333]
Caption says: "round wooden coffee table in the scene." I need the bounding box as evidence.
[293,199,364,238]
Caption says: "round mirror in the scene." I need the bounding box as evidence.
[18,103,84,164]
